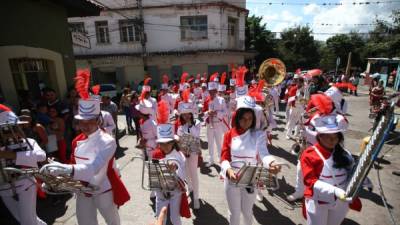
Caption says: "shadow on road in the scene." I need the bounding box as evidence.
[253,197,297,225]
[268,145,298,165]
[358,189,393,208]
[192,200,229,225]
[115,146,129,159]
[38,194,72,224]
[343,218,361,225]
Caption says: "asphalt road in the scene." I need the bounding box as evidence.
[1,84,399,225]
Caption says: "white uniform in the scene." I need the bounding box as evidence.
[160,93,175,115]
[269,87,280,113]
[303,146,353,225]
[286,87,307,138]
[254,104,268,130]
[177,120,201,202]
[205,96,229,164]
[221,129,275,225]
[0,138,47,225]
[72,129,121,225]
[148,97,158,119]
[155,149,186,225]
[140,118,157,159]
[101,110,116,136]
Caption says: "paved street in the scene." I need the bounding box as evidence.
[1,85,399,225]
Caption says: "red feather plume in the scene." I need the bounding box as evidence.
[181,72,189,84]
[92,85,100,95]
[182,88,190,103]
[257,80,265,92]
[74,69,91,100]
[144,77,152,86]
[162,74,169,84]
[236,66,248,86]
[209,72,219,82]
[220,72,227,84]
[307,94,333,115]
[0,104,12,112]
[157,100,169,124]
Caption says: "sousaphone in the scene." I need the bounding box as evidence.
[258,58,286,87]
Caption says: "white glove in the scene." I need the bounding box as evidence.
[334,187,352,202]
[40,162,73,176]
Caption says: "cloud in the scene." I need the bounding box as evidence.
[309,0,399,40]
[303,4,321,15]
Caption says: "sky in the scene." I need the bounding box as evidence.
[246,0,400,40]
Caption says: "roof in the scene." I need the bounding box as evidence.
[367,57,400,62]
[52,0,103,17]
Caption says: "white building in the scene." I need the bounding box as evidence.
[68,0,252,87]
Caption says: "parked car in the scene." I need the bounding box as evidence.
[99,84,118,99]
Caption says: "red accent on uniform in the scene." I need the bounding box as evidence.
[220,127,245,163]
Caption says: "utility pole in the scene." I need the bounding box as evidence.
[137,0,148,74]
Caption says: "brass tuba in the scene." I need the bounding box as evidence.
[258,58,286,87]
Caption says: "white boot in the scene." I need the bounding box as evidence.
[287,191,303,202]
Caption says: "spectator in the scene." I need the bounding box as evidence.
[120,88,133,133]
[48,106,67,162]
[101,95,119,146]
[36,102,51,127]
[370,80,385,107]
[130,91,141,141]
[349,73,360,96]
[18,90,35,111]
[42,88,70,121]
[19,109,48,149]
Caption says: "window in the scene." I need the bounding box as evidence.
[119,20,140,42]
[95,21,110,44]
[180,16,208,40]
[228,18,237,36]
[69,22,86,34]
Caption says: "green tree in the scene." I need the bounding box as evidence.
[245,15,279,71]
[277,26,320,71]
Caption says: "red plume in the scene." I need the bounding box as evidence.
[0,104,12,112]
[209,72,219,82]
[144,77,152,85]
[157,100,169,124]
[162,74,169,84]
[307,94,333,115]
[74,69,91,100]
[220,72,227,84]
[92,85,100,95]
[182,88,190,103]
[231,69,236,79]
[236,66,248,86]
[181,72,189,84]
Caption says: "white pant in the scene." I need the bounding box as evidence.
[185,153,199,200]
[295,161,305,194]
[305,198,349,225]
[286,106,304,137]
[273,95,279,113]
[156,190,182,225]
[1,182,47,225]
[76,191,120,225]
[224,179,256,225]
[207,123,225,163]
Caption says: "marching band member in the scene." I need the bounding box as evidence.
[152,100,190,225]
[286,76,307,139]
[269,85,280,114]
[0,104,47,225]
[325,85,348,114]
[177,89,201,209]
[287,94,334,202]
[203,72,229,167]
[201,82,209,104]
[301,113,361,225]
[193,74,202,102]
[43,69,130,225]
[159,75,174,116]
[142,77,157,118]
[220,96,281,225]
[136,99,157,161]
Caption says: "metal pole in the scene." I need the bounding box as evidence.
[137,0,148,73]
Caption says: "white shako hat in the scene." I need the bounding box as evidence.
[311,113,348,134]
[0,104,27,125]
[156,123,176,143]
[74,69,101,120]
[218,84,227,92]
[235,85,248,97]
[178,102,194,114]
[236,95,256,110]
[208,72,219,91]
[230,79,236,86]
[135,99,153,115]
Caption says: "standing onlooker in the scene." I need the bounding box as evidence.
[120,88,133,133]
[101,95,119,146]
[349,73,360,96]
[130,91,141,141]
[48,106,67,163]
[42,88,70,121]
[36,103,51,127]
[19,109,48,149]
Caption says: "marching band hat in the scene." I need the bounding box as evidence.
[236,95,256,110]
[311,114,348,134]
[135,99,153,115]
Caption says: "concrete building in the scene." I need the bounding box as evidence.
[0,0,101,109]
[68,0,252,87]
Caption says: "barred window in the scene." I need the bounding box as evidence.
[119,20,140,42]
[180,16,208,40]
[95,21,110,44]
[69,22,86,34]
